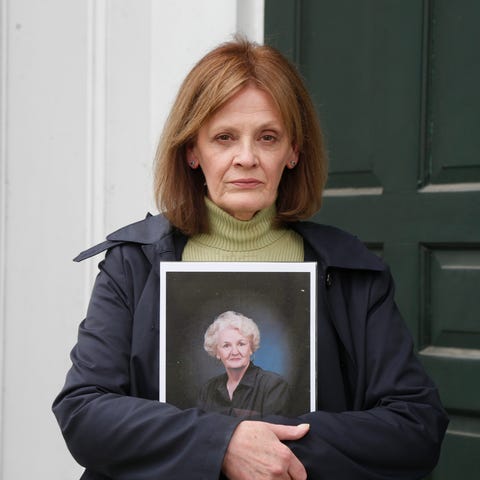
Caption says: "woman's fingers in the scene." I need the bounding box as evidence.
[265,423,310,442]
[222,421,308,480]
[267,422,310,480]
[287,453,308,480]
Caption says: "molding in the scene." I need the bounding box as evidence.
[420,345,480,360]
[0,0,7,475]
[236,0,264,43]
[85,0,107,301]
[419,182,480,193]
[418,0,432,186]
[323,187,384,197]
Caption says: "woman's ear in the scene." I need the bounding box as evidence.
[186,144,199,169]
[286,145,299,169]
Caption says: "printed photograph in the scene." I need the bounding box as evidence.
[159,262,317,418]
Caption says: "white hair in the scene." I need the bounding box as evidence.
[203,311,260,357]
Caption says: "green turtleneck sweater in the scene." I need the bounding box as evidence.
[181,198,304,262]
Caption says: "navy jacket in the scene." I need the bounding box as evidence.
[53,214,448,479]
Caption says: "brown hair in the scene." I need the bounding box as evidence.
[154,37,327,235]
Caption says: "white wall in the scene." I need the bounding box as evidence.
[0,1,263,478]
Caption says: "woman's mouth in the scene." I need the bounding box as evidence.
[230,178,262,188]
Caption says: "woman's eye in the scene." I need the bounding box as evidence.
[261,134,276,142]
[216,134,231,141]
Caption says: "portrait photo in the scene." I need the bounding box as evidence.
[159,262,316,418]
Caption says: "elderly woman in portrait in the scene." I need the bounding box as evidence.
[53,38,448,480]
[198,311,290,419]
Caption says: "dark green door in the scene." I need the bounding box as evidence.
[266,1,480,478]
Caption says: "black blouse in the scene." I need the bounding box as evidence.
[197,363,290,418]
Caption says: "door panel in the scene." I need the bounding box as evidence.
[427,0,480,185]
[265,1,480,478]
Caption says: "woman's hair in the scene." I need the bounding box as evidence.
[204,311,260,357]
[154,37,328,235]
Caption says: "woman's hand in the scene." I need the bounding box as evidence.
[222,421,309,480]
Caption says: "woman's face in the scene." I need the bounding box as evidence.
[187,85,298,220]
[215,327,253,370]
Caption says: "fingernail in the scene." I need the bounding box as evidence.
[298,423,310,429]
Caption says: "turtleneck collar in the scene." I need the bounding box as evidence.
[191,197,286,252]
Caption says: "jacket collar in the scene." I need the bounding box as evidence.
[73,213,175,263]
[75,213,384,273]
[106,213,171,244]
[215,362,259,394]
[290,221,385,271]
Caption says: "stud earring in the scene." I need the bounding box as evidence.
[189,160,197,168]
[289,160,297,167]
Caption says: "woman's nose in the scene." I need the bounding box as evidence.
[234,140,258,167]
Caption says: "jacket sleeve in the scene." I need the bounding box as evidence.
[52,246,241,479]
[269,268,448,480]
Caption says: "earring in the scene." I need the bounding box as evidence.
[189,160,197,168]
[289,160,297,167]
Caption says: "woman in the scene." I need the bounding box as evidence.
[198,311,290,419]
[53,38,448,480]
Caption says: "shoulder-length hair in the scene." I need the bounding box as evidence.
[204,311,261,358]
[154,37,328,235]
